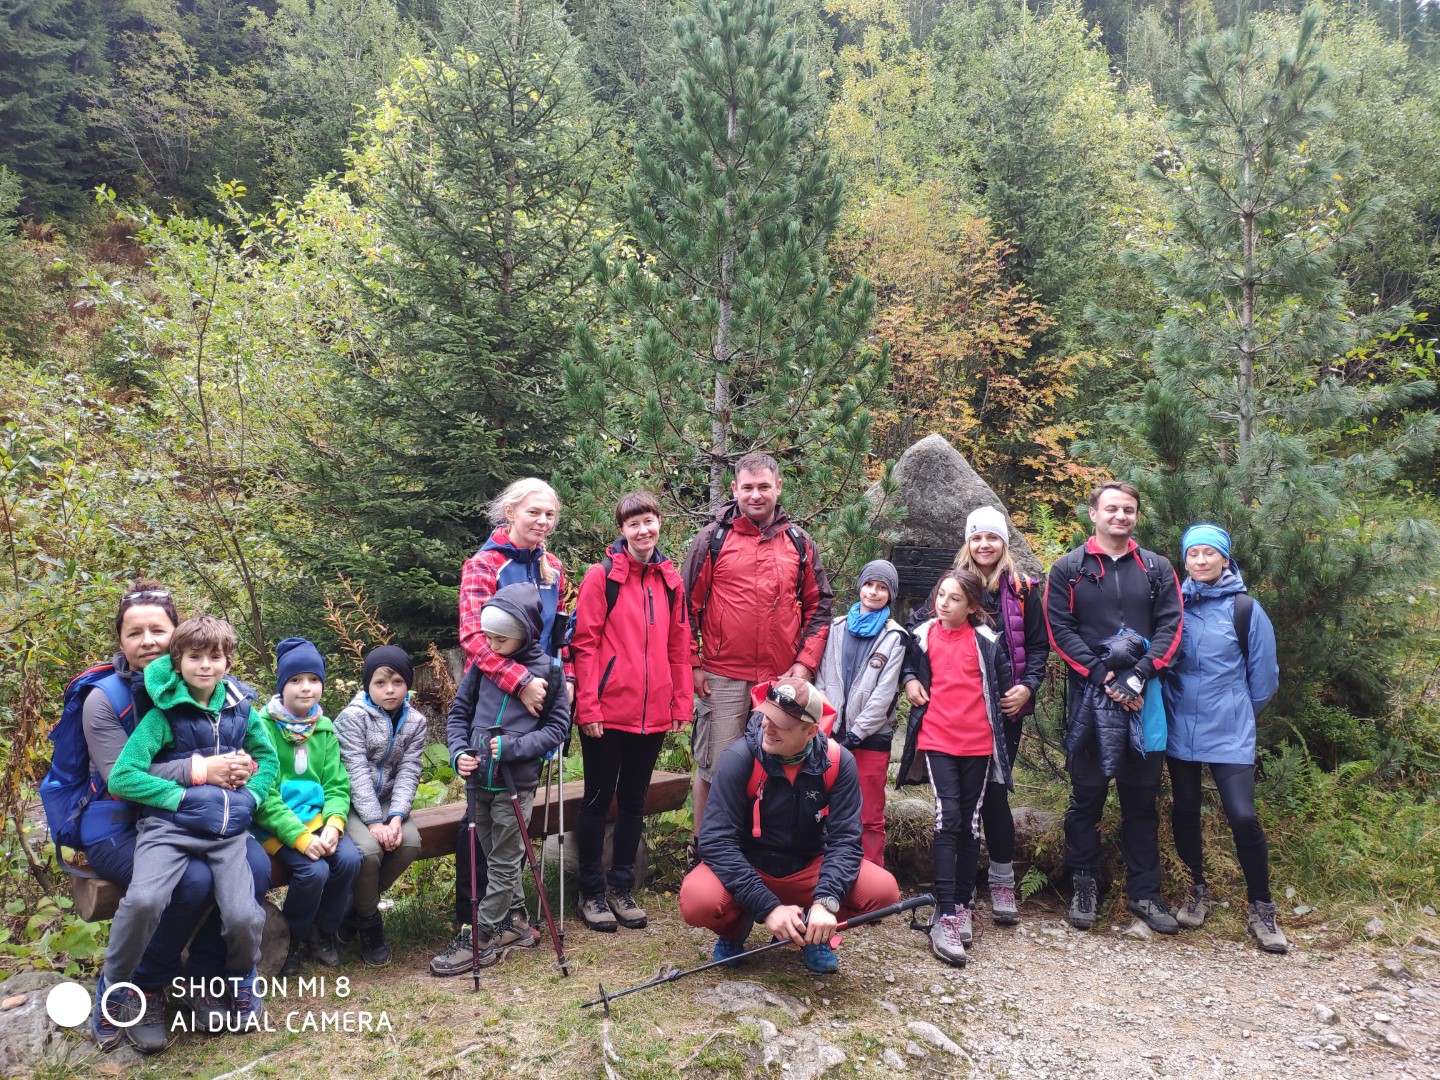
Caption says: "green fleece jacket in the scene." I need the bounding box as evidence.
[109,655,278,814]
[251,699,351,854]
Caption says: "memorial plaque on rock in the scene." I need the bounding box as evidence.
[892,545,955,600]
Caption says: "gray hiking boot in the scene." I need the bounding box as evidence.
[1127,897,1180,935]
[1247,900,1289,954]
[608,888,648,929]
[1175,882,1214,929]
[580,893,618,933]
[990,884,1019,926]
[430,926,498,976]
[1069,872,1099,930]
[953,904,974,944]
[126,987,168,1054]
[928,913,968,967]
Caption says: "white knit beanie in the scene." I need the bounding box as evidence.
[965,505,1009,541]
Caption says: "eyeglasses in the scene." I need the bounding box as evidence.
[122,589,171,603]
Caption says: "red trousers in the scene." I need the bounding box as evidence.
[679,856,901,941]
[852,747,890,867]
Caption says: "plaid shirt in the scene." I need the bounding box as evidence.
[458,539,570,693]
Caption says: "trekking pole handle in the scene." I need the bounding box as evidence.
[832,892,934,934]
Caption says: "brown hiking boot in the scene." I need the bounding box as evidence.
[607,889,648,929]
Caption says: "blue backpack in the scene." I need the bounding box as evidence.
[40,662,135,860]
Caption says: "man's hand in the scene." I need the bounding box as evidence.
[519,678,547,717]
[999,684,1032,718]
[904,679,929,707]
[781,663,812,682]
[693,668,711,699]
[763,904,808,945]
[804,903,838,944]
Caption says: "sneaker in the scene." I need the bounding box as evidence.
[953,904,974,944]
[1247,900,1289,954]
[580,893,618,933]
[1069,872,1099,930]
[308,926,341,967]
[357,915,392,967]
[990,884,1019,925]
[711,921,753,968]
[92,974,134,1050]
[1127,897,1180,935]
[1175,882,1214,930]
[802,942,839,974]
[280,940,306,977]
[193,989,230,1036]
[430,926,498,977]
[493,916,539,957]
[928,914,968,967]
[231,968,265,1032]
[608,888,648,930]
[126,987,168,1054]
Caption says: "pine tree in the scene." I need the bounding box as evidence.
[563,0,886,569]
[288,0,606,645]
[1085,6,1439,731]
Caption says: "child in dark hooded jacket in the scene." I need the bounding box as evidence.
[430,583,571,976]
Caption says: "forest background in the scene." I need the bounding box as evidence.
[1,0,1438,971]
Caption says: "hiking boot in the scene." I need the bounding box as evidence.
[1175,882,1214,930]
[802,942,839,974]
[231,968,265,1032]
[712,921,753,968]
[193,988,230,1036]
[430,926,498,976]
[990,884,1020,926]
[928,914,968,967]
[308,926,341,967]
[1068,872,1099,930]
[337,909,358,945]
[493,915,539,958]
[608,888,648,929]
[126,987,168,1054]
[357,915,391,967]
[92,973,134,1050]
[580,893,618,933]
[953,904,974,944]
[280,940,307,977]
[1247,900,1289,954]
[1127,897,1180,935]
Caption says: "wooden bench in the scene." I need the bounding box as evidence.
[70,770,691,922]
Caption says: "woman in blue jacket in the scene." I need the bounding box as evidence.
[1163,524,1286,953]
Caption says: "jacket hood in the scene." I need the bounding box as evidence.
[485,582,546,663]
[741,709,835,772]
[1182,565,1247,600]
[480,526,545,562]
[144,653,223,715]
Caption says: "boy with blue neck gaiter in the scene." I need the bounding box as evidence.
[814,560,907,866]
[252,637,361,976]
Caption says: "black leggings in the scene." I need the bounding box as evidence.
[927,753,991,911]
[1167,757,1271,903]
[578,729,667,898]
[979,720,1021,865]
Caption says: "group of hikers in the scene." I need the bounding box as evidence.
[48,453,1286,1056]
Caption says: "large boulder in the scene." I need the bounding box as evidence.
[866,434,1042,579]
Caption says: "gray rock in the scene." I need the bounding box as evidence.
[541,827,648,886]
[1367,1021,1409,1051]
[738,1014,779,1040]
[883,1047,908,1070]
[775,1028,847,1080]
[1381,958,1413,980]
[0,971,142,1076]
[1123,921,1153,941]
[696,981,809,1021]
[866,435,1043,578]
[1012,806,1061,843]
[1293,1032,1348,1052]
[1423,905,1436,917]
[1365,916,1387,938]
[904,1040,928,1058]
[1313,1004,1337,1025]
[906,1020,966,1056]
[260,898,289,976]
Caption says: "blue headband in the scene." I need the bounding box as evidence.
[1181,523,1231,561]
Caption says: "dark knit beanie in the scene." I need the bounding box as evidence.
[363,645,414,692]
[275,637,326,694]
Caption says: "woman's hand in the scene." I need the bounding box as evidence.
[904,679,929,707]
[999,684,1033,718]
[580,721,603,738]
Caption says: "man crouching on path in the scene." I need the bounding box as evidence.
[678,678,901,975]
[681,452,834,863]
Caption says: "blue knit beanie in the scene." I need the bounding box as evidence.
[1181,523,1231,561]
[275,637,326,693]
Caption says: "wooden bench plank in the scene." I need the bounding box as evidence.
[70,771,690,922]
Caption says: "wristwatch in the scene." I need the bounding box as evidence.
[814,895,840,915]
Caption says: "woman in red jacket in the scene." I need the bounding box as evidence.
[570,491,692,932]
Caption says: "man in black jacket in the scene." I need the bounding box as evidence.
[1044,482,1183,934]
[677,679,900,974]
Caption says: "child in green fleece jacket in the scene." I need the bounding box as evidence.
[250,638,361,976]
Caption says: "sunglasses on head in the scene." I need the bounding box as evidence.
[122,589,171,603]
[766,683,810,720]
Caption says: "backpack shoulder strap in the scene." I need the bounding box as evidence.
[707,521,732,564]
[787,526,809,602]
[540,657,565,717]
[600,557,619,617]
[822,737,842,792]
[1233,593,1254,665]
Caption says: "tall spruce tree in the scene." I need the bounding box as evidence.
[1086,6,1439,734]
[563,0,886,568]
[288,0,605,646]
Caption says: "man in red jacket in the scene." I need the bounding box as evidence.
[681,453,834,854]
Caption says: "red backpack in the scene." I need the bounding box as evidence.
[746,738,843,838]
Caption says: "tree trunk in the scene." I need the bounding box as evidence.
[1238,151,1255,453]
[709,95,739,509]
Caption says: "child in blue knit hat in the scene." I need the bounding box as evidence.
[251,637,362,975]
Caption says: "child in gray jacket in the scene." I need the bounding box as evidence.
[335,645,429,966]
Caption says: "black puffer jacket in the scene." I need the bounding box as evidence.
[1063,629,1147,777]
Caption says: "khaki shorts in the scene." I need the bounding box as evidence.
[692,673,756,781]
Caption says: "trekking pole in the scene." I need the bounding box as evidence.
[465,772,482,992]
[580,893,934,1014]
[485,728,572,976]
[535,752,556,934]
[556,735,567,941]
